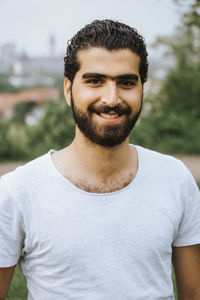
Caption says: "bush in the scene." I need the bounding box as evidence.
[26,100,75,159]
[0,120,28,161]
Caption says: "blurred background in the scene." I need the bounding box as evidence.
[0,0,199,162]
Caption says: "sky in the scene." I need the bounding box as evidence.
[0,0,188,57]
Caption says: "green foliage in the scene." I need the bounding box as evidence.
[173,0,200,28]
[26,99,75,159]
[161,64,200,115]
[12,102,37,124]
[132,57,200,154]
[132,0,200,154]
[172,266,178,299]
[6,264,28,299]
[0,74,20,93]
[133,98,200,154]
[0,120,28,161]
[0,98,75,161]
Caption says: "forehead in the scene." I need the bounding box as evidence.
[76,47,140,77]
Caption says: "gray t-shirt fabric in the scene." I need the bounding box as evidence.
[0,145,200,300]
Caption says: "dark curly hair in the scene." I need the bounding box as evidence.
[64,19,148,84]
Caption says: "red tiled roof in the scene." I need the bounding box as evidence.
[0,87,60,114]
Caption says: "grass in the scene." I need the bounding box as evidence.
[6,265,27,299]
[172,266,178,299]
[6,182,200,299]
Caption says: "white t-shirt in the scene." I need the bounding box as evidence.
[0,145,200,300]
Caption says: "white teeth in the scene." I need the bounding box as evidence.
[100,113,119,119]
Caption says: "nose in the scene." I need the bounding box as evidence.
[101,81,120,107]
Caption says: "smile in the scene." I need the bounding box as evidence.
[99,113,119,119]
[94,112,124,123]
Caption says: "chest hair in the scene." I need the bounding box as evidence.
[69,172,135,193]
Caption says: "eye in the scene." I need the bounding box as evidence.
[85,79,104,85]
[117,80,136,88]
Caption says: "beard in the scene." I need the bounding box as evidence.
[71,92,143,147]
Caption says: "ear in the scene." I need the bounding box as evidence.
[64,77,72,106]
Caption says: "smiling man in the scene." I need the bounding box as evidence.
[0,20,200,300]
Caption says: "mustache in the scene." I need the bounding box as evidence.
[88,103,131,115]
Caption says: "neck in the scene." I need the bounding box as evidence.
[67,128,135,177]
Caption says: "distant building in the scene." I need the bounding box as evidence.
[12,56,63,76]
[49,34,56,57]
[0,36,63,76]
[0,87,60,119]
[9,74,54,87]
[0,43,17,73]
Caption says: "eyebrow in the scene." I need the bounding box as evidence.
[82,73,139,81]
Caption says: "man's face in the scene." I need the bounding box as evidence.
[65,47,143,147]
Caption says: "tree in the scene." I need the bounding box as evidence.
[26,99,75,159]
[133,0,200,154]
[173,0,200,28]
[0,120,27,161]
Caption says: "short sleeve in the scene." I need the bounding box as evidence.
[173,166,200,247]
[0,175,24,267]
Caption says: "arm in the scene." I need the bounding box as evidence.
[172,244,200,300]
[0,265,16,300]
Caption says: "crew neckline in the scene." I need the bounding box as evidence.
[47,144,143,196]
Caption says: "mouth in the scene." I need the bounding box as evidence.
[93,111,124,123]
[99,113,120,119]
[89,104,131,120]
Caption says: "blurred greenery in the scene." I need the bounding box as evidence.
[173,0,200,28]
[26,100,75,160]
[132,0,200,154]
[0,74,21,93]
[0,120,28,161]
[0,99,75,161]
[13,102,37,124]
[6,265,27,299]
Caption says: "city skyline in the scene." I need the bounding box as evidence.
[0,0,188,57]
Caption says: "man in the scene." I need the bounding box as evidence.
[0,20,200,300]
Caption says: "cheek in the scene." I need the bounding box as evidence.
[124,91,142,108]
[73,87,100,107]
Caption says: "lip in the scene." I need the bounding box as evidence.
[94,112,124,124]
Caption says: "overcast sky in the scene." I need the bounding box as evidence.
[0,0,187,57]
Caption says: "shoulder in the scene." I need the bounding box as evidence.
[0,150,54,198]
[134,145,198,191]
[135,145,188,174]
